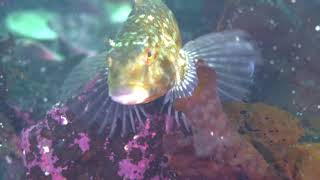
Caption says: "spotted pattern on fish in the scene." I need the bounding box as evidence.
[107,0,190,104]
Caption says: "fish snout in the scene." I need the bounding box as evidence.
[109,85,149,105]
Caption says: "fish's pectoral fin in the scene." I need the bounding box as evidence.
[167,51,199,100]
[66,76,147,137]
[61,52,147,137]
[60,52,109,101]
[161,93,192,133]
[159,49,198,134]
[182,30,262,102]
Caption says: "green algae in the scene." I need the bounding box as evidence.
[104,2,132,24]
[5,10,58,40]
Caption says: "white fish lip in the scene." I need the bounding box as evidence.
[110,86,149,105]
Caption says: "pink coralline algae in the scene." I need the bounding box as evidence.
[37,137,67,180]
[20,119,67,180]
[118,119,154,180]
[47,105,69,125]
[118,158,151,180]
[72,132,90,152]
[21,102,171,179]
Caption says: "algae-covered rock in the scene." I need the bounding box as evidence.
[224,102,305,179]
[224,102,304,153]
[278,143,320,180]
[294,143,320,180]
[5,10,58,40]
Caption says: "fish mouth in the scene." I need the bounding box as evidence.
[109,84,149,105]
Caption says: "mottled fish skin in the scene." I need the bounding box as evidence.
[107,0,187,104]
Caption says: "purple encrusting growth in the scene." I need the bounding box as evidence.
[103,138,116,162]
[118,119,157,180]
[47,105,69,125]
[72,132,90,152]
[36,137,67,180]
[21,105,172,179]
[21,124,38,159]
[20,119,67,180]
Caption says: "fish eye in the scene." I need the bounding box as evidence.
[147,49,153,58]
[144,48,157,65]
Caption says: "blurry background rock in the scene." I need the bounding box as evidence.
[278,143,320,180]
[224,102,304,179]
[0,113,25,180]
[0,35,28,180]
[209,0,320,142]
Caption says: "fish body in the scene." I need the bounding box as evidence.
[108,0,184,104]
[61,0,261,136]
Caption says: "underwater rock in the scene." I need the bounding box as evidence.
[0,113,26,179]
[167,62,279,179]
[3,37,67,119]
[223,102,304,179]
[276,143,320,180]
[0,63,6,101]
[292,66,320,135]
[20,106,172,180]
[0,35,13,100]
[14,39,64,62]
[50,12,107,56]
[291,143,320,180]
[224,102,304,155]
[256,0,302,28]
[0,35,15,57]
[217,0,319,141]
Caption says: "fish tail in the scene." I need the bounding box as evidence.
[182,30,262,101]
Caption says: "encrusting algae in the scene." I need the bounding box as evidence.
[224,102,304,156]
[223,102,306,179]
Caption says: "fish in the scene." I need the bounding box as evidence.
[60,0,261,136]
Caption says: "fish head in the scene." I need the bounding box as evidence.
[108,44,176,105]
